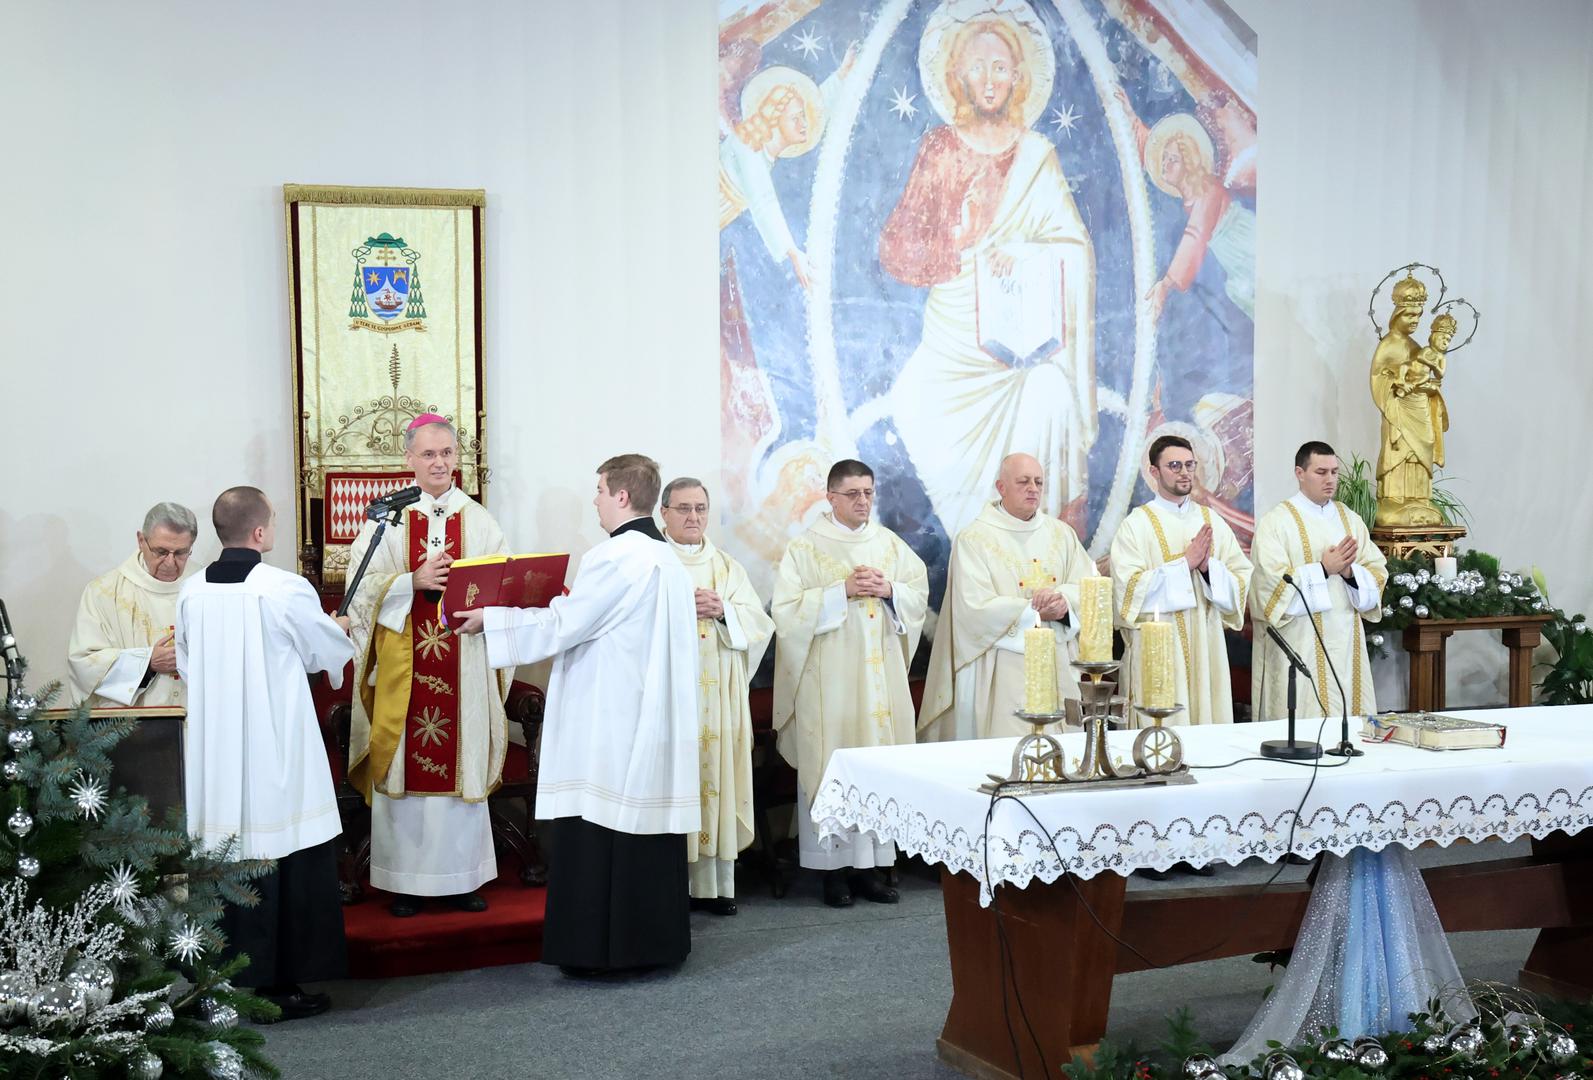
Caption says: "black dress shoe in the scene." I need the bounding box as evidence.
[1136,867,1172,880]
[450,891,488,912]
[822,870,853,908]
[260,990,331,1022]
[388,894,422,918]
[690,897,738,916]
[1179,861,1216,877]
[850,869,899,905]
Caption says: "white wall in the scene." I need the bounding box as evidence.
[4,0,1589,704]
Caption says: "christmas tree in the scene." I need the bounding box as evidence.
[1,660,282,1079]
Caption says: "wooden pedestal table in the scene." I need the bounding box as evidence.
[1402,614,1553,712]
[936,832,1593,1080]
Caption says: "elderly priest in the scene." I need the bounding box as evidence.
[773,459,929,908]
[1110,435,1252,726]
[68,501,199,708]
[919,453,1093,742]
[1250,441,1388,720]
[177,486,353,1019]
[455,453,699,976]
[660,476,774,916]
[345,414,510,917]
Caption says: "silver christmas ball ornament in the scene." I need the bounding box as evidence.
[1422,1033,1449,1056]
[1370,633,1385,647]
[1319,1039,1355,1063]
[1499,571,1512,583]
[0,970,32,1022]
[17,855,40,878]
[144,999,174,1031]
[131,1050,164,1080]
[1262,1053,1304,1080]
[205,1041,244,1080]
[1183,1054,1223,1080]
[1382,605,1394,617]
[1548,1033,1579,1063]
[27,981,87,1031]
[2,759,20,781]
[1576,622,1589,635]
[6,727,33,753]
[1509,1024,1541,1053]
[1450,1026,1486,1059]
[1552,1074,1583,1080]
[8,809,33,836]
[199,995,239,1030]
[1353,1038,1390,1070]
[1415,604,1430,618]
[1400,595,1415,609]
[7,693,38,722]
[1416,568,1431,584]
[1501,583,1513,595]
[64,956,115,1010]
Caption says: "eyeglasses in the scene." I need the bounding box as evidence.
[664,503,709,516]
[144,545,192,562]
[1156,460,1197,473]
[828,488,875,502]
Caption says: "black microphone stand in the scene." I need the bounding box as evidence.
[1282,572,1364,758]
[1260,624,1321,759]
[338,503,405,618]
[0,599,23,697]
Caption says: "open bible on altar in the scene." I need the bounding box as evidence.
[1361,711,1507,751]
[438,553,569,630]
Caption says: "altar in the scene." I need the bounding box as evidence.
[812,707,1593,1080]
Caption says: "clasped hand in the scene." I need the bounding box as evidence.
[1320,535,1359,578]
[845,565,892,599]
[1029,588,1069,622]
[414,553,453,591]
[1184,524,1213,574]
[149,633,178,675]
[695,588,724,620]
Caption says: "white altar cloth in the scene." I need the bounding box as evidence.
[810,706,1593,904]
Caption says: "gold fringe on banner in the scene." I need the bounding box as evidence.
[282,184,486,208]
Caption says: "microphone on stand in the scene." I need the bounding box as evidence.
[1281,571,1363,758]
[1260,623,1321,759]
[0,598,22,690]
[365,485,423,521]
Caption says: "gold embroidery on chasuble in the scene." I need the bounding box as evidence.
[1281,503,1330,703]
[1335,503,1367,714]
[404,508,464,795]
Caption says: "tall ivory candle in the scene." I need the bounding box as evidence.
[1078,576,1113,663]
[1140,621,1176,709]
[1023,628,1059,714]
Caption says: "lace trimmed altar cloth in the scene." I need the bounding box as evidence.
[810,706,1593,905]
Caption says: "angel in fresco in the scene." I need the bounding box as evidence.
[719,42,856,291]
[881,0,1097,540]
[1115,87,1254,323]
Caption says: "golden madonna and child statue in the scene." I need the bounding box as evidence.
[1368,266,1477,554]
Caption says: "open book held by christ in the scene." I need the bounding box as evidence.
[439,553,569,630]
[974,246,1066,367]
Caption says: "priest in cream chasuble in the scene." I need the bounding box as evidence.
[345,417,509,914]
[1250,442,1388,722]
[1110,436,1252,726]
[919,454,1092,742]
[660,478,774,913]
[68,502,200,708]
[772,460,928,907]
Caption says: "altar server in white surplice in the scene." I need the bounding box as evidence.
[1250,441,1388,722]
[660,476,774,916]
[918,453,1092,743]
[457,454,700,976]
[177,486,352,1020]
[773,459,929,908]
[68,502,200,708]
[344,415,510,918]
[1111,435,1253,726]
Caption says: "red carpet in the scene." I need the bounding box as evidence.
[343,873,547,978]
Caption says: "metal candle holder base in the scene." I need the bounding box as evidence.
[980,661,1194,791]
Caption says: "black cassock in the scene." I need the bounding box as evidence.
[206,549,349,989]
[540,517,690,973]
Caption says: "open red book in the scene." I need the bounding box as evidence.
[438,553,569,630]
